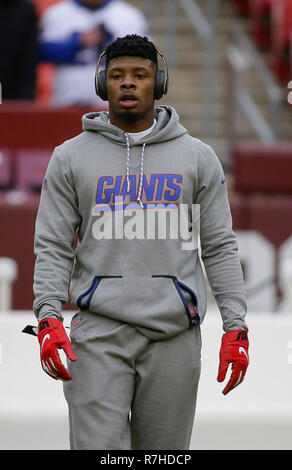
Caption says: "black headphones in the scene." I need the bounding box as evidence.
[94,46,169,101]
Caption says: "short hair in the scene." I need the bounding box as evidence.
[104,34,158,68]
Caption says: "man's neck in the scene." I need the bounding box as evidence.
[108,110,155,133]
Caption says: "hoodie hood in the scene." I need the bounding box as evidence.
[82,105,188,207]
[82,105,187,146]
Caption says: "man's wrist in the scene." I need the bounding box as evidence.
[38,313,62,323]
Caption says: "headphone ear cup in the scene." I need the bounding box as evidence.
[154,69,167,100]
[95,69,108,101]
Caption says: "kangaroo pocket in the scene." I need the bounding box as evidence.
[75,274,200,341]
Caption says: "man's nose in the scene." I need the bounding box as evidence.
[120,75,136,89]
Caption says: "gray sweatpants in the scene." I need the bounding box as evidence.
[63,311,201,450]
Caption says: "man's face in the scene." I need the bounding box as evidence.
[106,56,157,132]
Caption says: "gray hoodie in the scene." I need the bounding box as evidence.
[33,105,247,340]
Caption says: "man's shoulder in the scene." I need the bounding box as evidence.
[178,133,213,154]
[56,130,98,153]
[176,133,222,172]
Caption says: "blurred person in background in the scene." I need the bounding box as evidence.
[0,0,38,100]
[38,0,149,106]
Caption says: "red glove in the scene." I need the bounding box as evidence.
[38,318,77,381]
[217,329,249,395]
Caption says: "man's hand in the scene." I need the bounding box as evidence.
[38,318,77,381]
[217,329,249,395]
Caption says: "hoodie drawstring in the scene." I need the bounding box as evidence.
[124,132,131,192]
[124,132,145,208]
[137,143,146,208]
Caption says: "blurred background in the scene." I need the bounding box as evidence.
[0,0,292,450]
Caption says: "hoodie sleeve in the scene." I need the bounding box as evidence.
[195,144,248,332]
[33,148,81,322]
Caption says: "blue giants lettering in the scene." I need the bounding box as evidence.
[120,175,137,201]
[95,175,122,203]
[164,175,182,200]
[95,174,183,204]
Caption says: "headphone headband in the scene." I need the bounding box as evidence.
[95,45,169,101]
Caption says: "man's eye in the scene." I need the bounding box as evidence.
[136,74,145,79]
[112,74,121,79]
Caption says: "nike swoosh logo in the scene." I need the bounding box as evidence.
[234,370,242,388]
[41,333,50,353]
[239,346,248,360]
